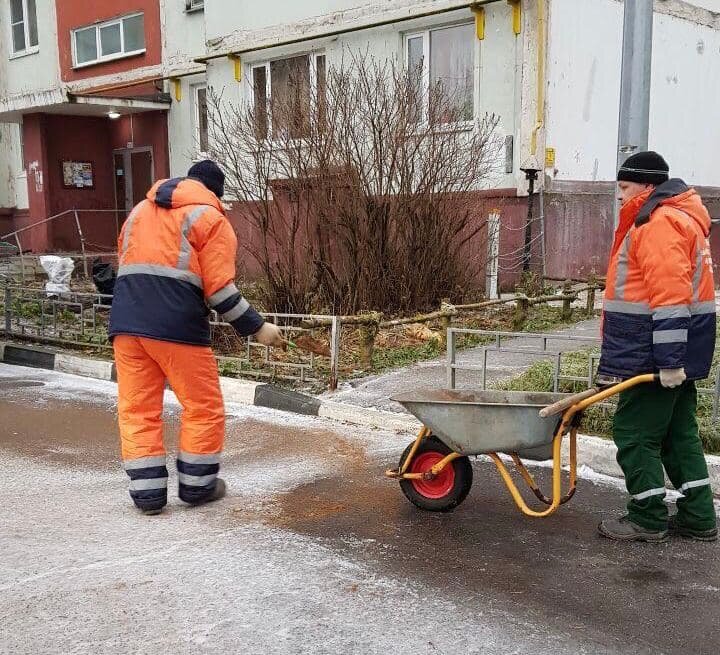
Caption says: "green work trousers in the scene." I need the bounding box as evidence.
[613,381,716,532]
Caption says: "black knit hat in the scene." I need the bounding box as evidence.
[617,151,669,185]
[187,159,225,198]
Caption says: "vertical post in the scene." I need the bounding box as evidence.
[329,316,341,392]
[586,278,596,315]
[4,285,11,334]
[561,281,573,320]
[614,0,654,228]
[553,352,561,393]
[485,211,500,299]
[446,328,456,390]
[74,210,89,278]
[14,234,25,285]
[481,347,488,390]
[539,188,547,278]
[522,173,537,272]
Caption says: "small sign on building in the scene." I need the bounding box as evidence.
[545,147,556,169]
[61,161,94,189]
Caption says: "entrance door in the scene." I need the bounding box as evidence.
[114,147,154,216]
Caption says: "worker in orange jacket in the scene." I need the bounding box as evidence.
[597,151,717,542]
[109,160,284,515]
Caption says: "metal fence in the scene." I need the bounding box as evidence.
[446,327,720,419]
[1,209,122,281]
[1,284,342,390]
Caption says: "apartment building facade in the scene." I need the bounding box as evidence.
[1,0,718,282]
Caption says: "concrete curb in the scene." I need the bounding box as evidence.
[3,340,720,491]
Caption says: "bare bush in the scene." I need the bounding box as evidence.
[207,53,502,314]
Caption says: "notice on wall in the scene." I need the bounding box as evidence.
[61,161,94,189]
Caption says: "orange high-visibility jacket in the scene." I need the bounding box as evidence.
[109,177,264,344]
[599,179,716,380]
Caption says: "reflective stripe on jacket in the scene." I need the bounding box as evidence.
[599,179,716,380]
[109,177,264,345]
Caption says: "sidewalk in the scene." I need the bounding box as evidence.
[324,316,602,414]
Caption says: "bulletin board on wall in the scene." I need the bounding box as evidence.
[61,160,95,189]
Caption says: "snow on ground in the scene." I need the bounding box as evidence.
[1,362,626,654]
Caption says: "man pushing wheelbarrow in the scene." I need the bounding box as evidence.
[595,152,717,543]
[386,152,717,544]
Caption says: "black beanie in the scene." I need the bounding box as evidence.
[617,151,669,185]
[187,159,225,198]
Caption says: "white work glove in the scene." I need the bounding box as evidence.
[659,368,686,389]
[253,322,286,348]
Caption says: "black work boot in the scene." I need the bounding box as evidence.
[668,515,718,542]
[188,478,227,506]
[598,515,669,543]
[142,508,163,516]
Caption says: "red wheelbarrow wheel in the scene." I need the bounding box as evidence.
[399,435,473,512]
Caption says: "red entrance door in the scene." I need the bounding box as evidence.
[114,148,154,217]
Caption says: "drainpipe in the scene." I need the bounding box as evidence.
[530,0,547,158]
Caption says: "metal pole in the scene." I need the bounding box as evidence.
[522,173,536,272]
[74,210,89,278]
[14,234,25,285]
[613,0,654,228]
[446,329,456,390]
[4,285,11,334]
[329,316,341,391]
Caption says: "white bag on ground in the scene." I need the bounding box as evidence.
[39,255,74,296]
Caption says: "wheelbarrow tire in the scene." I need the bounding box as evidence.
[399,435,473,512]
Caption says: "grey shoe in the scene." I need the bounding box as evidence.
[668,516,718,542]
[188,478,227,506]
[598,516,669,543]
[141,508,163,516]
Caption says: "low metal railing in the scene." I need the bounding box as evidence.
[446,327,720,420]
[1,284,342,390]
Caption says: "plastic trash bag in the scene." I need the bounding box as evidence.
[39,255,74,297]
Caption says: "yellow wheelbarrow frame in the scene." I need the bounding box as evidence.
[385,374,656,518]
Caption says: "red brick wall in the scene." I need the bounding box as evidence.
[56,0,162,83]
[226,190,530,295]
[18,111,168,252]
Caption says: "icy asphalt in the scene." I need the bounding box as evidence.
[1,363,719,655]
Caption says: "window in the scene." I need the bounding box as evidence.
[251,53,326,141]
[185,0,204,11]
[405,23,475,124]
[72,13,145,68]
[9,0,38,55]
[194,85,209,155]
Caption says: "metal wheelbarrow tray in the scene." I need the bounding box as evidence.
[392,389,566,460]
[385,375,657,518]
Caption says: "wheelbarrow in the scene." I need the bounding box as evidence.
[385,374,656,517]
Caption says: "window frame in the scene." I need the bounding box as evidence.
[249,51,326,143]
[404,22,477,129]
[71,12,146,69]
[193,84,210,159]
[185,0,204,13]
[8,0,39,58]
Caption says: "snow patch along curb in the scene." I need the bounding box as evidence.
[3,341,720,490]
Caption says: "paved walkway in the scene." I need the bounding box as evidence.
[325,316,601,414]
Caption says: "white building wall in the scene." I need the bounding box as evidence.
[2,0,61,98]
[201,1,521,189]
[0,0,59,208]
[161,0,208,176]
[546,0,720,187]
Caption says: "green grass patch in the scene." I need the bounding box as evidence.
[496,338,720,454]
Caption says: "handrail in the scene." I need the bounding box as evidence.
[0,208,124,241]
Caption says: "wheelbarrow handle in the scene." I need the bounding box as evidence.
[539,388,599,418]
[539,373,659,418]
